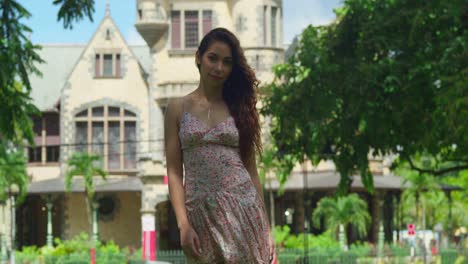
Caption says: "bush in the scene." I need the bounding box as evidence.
[273,225,340,253]
[16,246,40,264]
[15,233,135,264]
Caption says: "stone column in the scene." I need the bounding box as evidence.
[371,191,385,243]
[139,157,168,262]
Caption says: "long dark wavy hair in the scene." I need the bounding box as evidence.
[196,27,262,163]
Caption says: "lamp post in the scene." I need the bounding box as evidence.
[9,184,19,264]
[434,223,443,254]
[302,161,309,263]
[45,195,54,247]
[0,200,7,262]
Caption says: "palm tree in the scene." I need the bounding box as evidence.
[401,169,438,230]
[0,145,29,262]
[0,146,29,203]
[312,193,371,249]
[65,152,107,243]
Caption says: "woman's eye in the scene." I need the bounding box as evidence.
[208,56,217,62]
[224,60,232,66]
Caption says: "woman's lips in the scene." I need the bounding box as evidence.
[209,74,223,80]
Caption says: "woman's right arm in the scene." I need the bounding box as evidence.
[164,99,201,257]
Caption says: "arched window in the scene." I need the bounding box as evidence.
[74,106,137,171]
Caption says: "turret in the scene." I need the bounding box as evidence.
[135,0,169,50]
[232,0,284,82]
[232,0,283,48]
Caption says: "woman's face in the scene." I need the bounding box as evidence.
[197,41,233,86]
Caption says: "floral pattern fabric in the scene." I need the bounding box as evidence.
[179,112,271,263]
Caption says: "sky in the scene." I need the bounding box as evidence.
[21,0,342,45]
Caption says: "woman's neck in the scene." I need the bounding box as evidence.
[198,80,223,102]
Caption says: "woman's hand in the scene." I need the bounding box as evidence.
[269,233,277,264]
[180,224,202,259]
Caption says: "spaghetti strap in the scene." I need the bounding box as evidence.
[181,96,186,114]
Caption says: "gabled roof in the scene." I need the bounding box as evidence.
[29,45,83,111]
[29,11,152,111]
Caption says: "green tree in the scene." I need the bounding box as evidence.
[65,152,107,242]
[398,159,439,229]
[441,170,468,228]
[0,145,28,203]
[261,0,468,194]
[397,157,467,232]
[312,193,370,246]
[0,144,28,262]
[0,0,95,144]
[258,142,299,228]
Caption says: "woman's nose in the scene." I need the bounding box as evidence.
[215,61,223,71]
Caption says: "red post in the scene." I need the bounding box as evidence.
[408,223,415,236]
[90,247,96,264]
[142,215,156,261]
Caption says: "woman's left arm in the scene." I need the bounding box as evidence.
[245,151,264,204]
[246,151,277,262]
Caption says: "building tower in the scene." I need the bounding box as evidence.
[232,0,284,83]
[134,0,169,261]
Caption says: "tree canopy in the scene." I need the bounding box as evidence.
[0,0,95,144]
[261,0,467,194]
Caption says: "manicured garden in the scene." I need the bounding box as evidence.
[13,231,466,264]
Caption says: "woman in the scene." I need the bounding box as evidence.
[164,28,275,263]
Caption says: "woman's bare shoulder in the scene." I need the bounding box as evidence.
[167,97,183,111]
[166,94,194,122]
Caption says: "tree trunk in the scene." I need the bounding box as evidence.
[269,189,275,229]
[294,190,305,233]
[370,193,381,243]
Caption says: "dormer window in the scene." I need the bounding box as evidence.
[94,53,121,78]
[106,29,111,40]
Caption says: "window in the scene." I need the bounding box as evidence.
[105,29,111,40]
[271,7,277,46]
[46,146,60,162]
[28,147,42,163]
[94,53,121,78]
[171,11,181,49]
[32,115,42,136]
[185,11,199,48]
[171,10,213,49]
[124,122,137,169]
[28,113,60,163]
[108,121,120,169]
[262,5,280,47]
[103,55,113,76]
[263,6,267,46]
[45,113,59,136]
[74,106,137,171]
[76,122,88,153]
[202,11,212,36]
